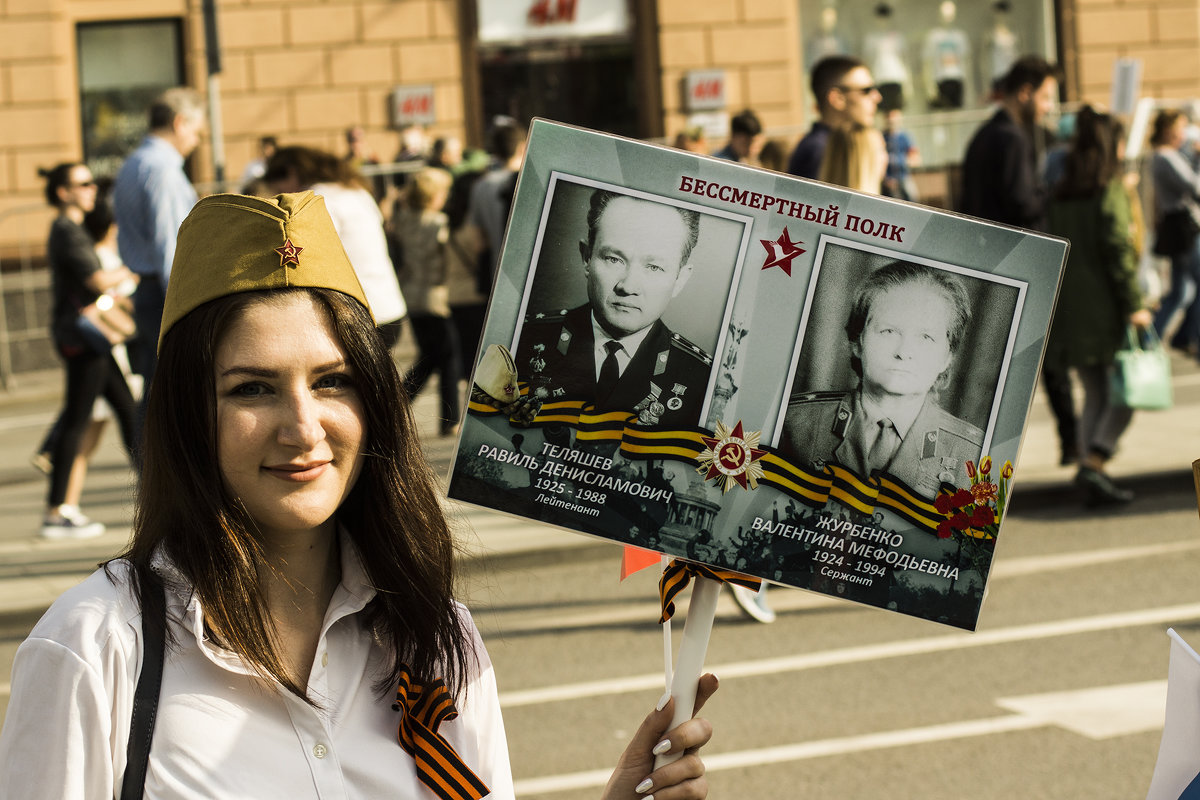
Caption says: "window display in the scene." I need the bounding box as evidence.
[797,0,1056,168]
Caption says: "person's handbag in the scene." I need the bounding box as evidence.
[77,292,137,350]
[1152,203,1200,258]
[1111,325,1173,410]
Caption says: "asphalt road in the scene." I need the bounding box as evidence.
[2,355,1200,798]
[465,488,1200,799]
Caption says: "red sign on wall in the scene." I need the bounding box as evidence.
[527,0,578,26]
[684,70,726,113]
[390,84,436,127]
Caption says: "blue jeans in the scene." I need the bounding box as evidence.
[1153,238,1200,347]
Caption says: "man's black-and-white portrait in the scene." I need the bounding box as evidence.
[513,175,749,427]
[776,242,1023,497]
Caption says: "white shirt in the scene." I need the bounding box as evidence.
[312,183,408,325]
[0,540,514,800]
[590,315,653,384]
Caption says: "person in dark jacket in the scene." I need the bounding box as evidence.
[39,163,141,539]
[787,55,881,180]
[1044,107,1153,506]
[959,56,1078,466]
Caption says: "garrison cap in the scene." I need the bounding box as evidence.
[159,191,371,347]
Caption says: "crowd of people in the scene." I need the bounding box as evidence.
[17,53,1200,778]
[31,97,532,543]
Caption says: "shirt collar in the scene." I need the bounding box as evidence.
[143,133,185,167]
[856,390,928,440]
[590,313,654,363]
[151,525,377,676]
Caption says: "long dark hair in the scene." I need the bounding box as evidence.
[115,287,474,702]
[1054,105,1120,200]
[264,145,365,191]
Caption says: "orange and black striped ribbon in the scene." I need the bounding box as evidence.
[658,559,762,624]
[471,391,950,534]
[393,665,490,800]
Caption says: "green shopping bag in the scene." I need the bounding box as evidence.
[1111,325,1173,410]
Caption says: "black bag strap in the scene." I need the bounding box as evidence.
[119,570,166,800]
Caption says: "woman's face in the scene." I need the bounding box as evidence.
[60,165,97,214]
[214,293,367,545]
[1170,117,1188,148]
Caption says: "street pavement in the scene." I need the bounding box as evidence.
[4,346,1200,798]
[0,348,1198,619]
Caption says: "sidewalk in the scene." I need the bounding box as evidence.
[1,351,1197,617]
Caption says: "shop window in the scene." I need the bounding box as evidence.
[798,0,1057,169]
[77,19,185,179]
[474,0,643,139]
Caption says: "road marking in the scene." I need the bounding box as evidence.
[513,716,1044,795]
[498,601,1200,707]
[992,540,1200,578]
[996,680,1166,739]
[477,540,1200,637]
[514,681,1168,795]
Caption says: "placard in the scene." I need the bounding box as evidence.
[448,119,1068,630]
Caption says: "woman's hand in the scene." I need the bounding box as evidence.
[601,673,719,800]
[1130,308,1154,329]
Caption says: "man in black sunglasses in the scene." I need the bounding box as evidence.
[786,55,882,180]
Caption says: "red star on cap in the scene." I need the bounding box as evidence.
[760,227,805,276]
[275,238,303,268]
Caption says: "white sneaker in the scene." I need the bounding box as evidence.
[41,512,105,540]
[731,584,776,623]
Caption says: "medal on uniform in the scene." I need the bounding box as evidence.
[667,382,686,411]
[636,382,664,425]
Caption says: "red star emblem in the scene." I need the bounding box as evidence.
[759,227,805,276]
[274,238,303,268]
[699,421,767,490]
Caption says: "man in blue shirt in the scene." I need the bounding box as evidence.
[113,87,205,392]
[787,55,881,180]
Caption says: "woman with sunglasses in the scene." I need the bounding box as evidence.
[36,163,140,539]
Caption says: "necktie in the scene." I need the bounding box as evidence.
[597,340,623,403]
[867,418,901,474]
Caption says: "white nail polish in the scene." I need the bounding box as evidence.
[635,777,653,794]
[652,738,671,755]
[656,692,671,711]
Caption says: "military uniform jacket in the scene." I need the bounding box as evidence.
[515,304,713,426]
[778,390,983,497]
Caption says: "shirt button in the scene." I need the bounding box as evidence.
[313,743,328,759]
[321,652,329,667]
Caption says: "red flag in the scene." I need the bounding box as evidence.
[620,545,661,580]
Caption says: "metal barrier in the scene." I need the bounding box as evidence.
[0,204,55,391]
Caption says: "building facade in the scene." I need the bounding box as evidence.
[0,0,1198,375]
[3,1,1198,220]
